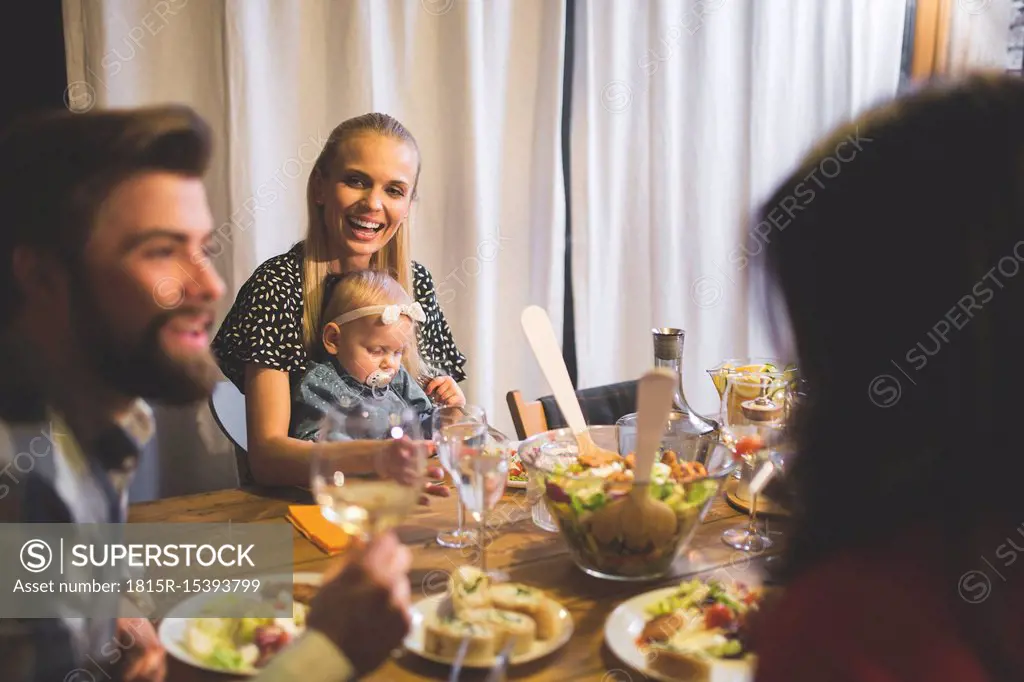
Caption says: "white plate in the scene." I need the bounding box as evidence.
[158,572,322,677]
[604,587,755,682]
[507,477,528,489]
[403,593,574,668]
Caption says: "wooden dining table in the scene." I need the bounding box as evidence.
[128,483,785,681]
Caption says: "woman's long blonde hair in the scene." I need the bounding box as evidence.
[321,270,424,381]
[302,113,420,374]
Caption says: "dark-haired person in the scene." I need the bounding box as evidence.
[752,73,1024,682]
[0,105,412,682]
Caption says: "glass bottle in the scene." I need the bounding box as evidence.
[651,328,720,456]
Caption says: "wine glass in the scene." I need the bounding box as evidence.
[719,372,792,552]
[433,405,487,548]
[311,406,427,542]
[448,430,509,580]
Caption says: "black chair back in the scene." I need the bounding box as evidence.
[538,380,638,431]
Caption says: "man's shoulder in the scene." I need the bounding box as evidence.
[0,417,59,522]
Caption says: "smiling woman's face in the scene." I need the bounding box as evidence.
[317,132,419,267]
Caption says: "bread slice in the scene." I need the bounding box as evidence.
[449,566,491,615]
[424,617,496,665]
[461,608,537,657]
[646,645,712,682]
[489,583,560,640]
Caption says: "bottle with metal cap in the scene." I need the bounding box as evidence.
[651,327,720,439]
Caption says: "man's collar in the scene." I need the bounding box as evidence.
[52,398,155,472]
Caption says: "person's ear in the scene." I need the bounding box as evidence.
[322,322,342,356]
[11,246,67,306]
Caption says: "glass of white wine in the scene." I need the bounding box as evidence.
[449,430,509,580]
[311,406,427,542]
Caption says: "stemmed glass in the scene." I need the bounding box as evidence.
[719,372,792,552]
[448,428,509,580]
[433,405,487,548]
[311,406,427,542]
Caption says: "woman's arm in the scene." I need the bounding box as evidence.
[244,364,381,485]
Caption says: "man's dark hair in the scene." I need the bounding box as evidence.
[0,104,212,325]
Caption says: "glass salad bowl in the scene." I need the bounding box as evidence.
[519,425,738,581]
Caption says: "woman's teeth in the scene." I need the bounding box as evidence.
[350,217,385,231]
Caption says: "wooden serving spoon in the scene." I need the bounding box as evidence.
[615,367,680,552]
[520,306,619,463]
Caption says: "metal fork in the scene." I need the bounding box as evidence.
[484,640,516,682]
[448,636,471,682]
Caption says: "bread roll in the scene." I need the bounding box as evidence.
[462,608,537,657]
[424,617,495,665]
[489,583,561,640]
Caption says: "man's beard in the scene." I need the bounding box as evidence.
[71,291,221,406]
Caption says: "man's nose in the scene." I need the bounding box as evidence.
[181,257,226,303]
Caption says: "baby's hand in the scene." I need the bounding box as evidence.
[425,375,466,407]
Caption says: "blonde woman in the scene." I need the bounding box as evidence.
[212,113,466,488]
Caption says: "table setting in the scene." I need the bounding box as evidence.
[128,305,802,682]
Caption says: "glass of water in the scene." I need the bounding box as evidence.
[433,405,487,548]
[448,429,509,580]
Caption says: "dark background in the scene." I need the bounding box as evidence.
[1,3,67,130]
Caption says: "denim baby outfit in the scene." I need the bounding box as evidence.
[290,360,435,441]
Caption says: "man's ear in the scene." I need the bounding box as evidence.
[11,246,67,305]
[322,322,342,356]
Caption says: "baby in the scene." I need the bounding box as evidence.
[291,269,465,442]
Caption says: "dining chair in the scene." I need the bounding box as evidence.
[505,380,639,439]
[209,380,253,485]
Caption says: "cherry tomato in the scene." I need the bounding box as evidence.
[704,603,736,630]
[733,435,764,459]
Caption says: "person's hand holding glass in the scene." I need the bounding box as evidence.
[312,407,428,542]
[433,405,487,548]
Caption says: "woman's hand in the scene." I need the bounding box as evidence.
[373,437,425,485]
[425,375,466,407]
[372,438,449,503]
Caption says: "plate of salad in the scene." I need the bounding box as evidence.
[604,578,763,682]
[158,572,321,675]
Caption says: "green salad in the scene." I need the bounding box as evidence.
[181,591,308,672]
[541,456,721,577]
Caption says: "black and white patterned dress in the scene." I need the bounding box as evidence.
[211,242,467,392]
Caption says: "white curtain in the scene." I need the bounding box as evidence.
[946,0,1015,74]
[63,0,567,497]
[570,0,909,416]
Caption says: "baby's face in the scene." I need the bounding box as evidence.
[330,316,413,384]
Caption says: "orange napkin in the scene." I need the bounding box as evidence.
[286,505,352,555]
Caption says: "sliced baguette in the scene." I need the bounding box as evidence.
[423,617,495,665]
[462,608,537,657]
[489,583,560,640]
[449,565,491,615]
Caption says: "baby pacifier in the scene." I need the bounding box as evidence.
[364,372,395,399]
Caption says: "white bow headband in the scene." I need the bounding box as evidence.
[334,302,426,326]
